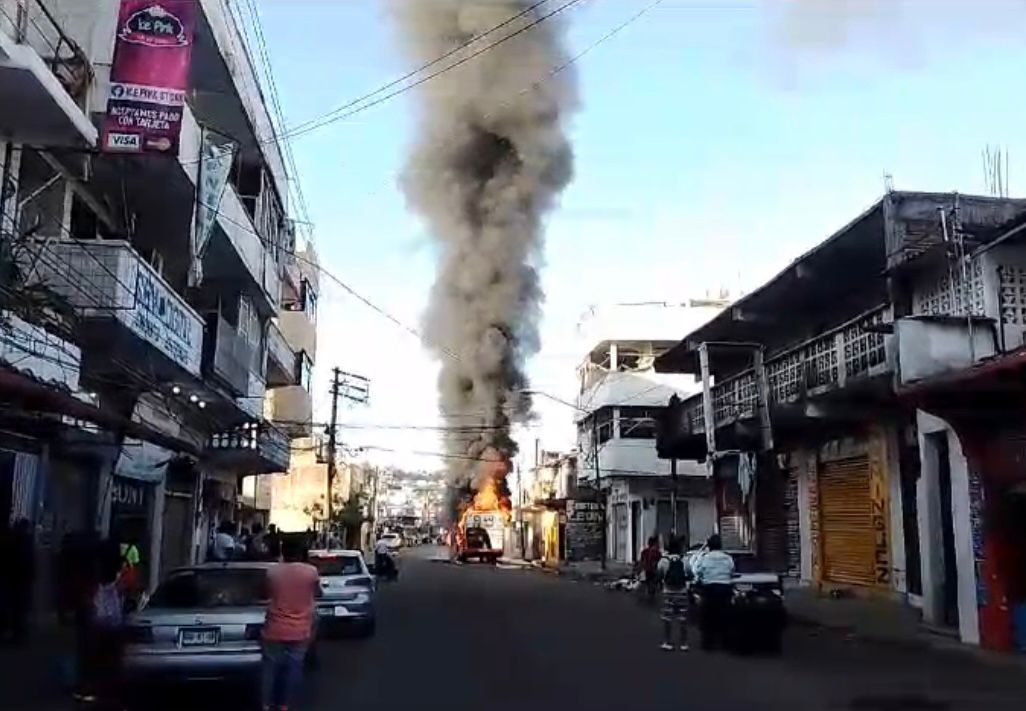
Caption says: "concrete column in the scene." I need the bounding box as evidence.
[885,425,908,594]
[149,477,166,591]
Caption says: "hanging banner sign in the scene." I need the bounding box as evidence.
[195,132,236,259]
[101,0,197,154]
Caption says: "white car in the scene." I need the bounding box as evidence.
[308,549,376,637]
[379,532,403,551]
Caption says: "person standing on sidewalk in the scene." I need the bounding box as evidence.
[638,536,662,604]
[693,534,735,651]
[656,537,691,651]
[261,538,320,711]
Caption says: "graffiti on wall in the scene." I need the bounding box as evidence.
[806,450,821,583]
[868,431,892,587]
[967,465,988,608]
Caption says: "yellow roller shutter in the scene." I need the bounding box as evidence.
[819,456,874,587]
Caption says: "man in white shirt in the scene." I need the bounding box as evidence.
[694,534,735,651]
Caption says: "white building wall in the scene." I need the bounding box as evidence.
[916,411,980,645]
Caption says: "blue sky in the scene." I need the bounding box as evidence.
[253,0,1026,470]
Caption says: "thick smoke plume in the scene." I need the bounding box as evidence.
[391,1,577,488]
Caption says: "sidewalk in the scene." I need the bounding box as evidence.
[783,581,1026,669]
[0,620,73,711]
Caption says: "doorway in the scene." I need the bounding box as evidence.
[930,433,960,629]
[630,501,642,562]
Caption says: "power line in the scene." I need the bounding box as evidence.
[248,0,585,147]
[251,0,552,145]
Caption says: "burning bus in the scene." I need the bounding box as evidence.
[454,447,511,564]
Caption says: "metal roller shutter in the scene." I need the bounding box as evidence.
[819,456,874,586]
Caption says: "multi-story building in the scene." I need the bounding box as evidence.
[655,191,1026,651]
[0,0,310,594]
[574,302,728,564]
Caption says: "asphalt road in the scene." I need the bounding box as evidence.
[10,546,1026,711]
[298,546,1026,711]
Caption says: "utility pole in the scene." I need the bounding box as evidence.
[325,368,371,530]
[592,415,606,570]
[326,367,341,528]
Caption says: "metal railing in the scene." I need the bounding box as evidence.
[679,305,892,434]
[3,0,93,104]
[208,422,290,471]
[265,321,294,382]
[206,314,258,397]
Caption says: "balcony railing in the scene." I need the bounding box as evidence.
[208,422,290,473]
[265,321,295,387]
[679,306,892,434]
[22,239,204,377]
[204,314,258,397]
[1,0,93,105]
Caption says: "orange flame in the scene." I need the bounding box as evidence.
[456,447,513,540]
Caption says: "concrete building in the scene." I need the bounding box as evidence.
[575,302,727,564]
[0,0,309,596]
[655,191,1026,651]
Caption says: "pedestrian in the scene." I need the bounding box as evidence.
[638,535,662,603]
[211,520,238,561]
[80,540,126,710]
[0,518,36,644]
[655,537,691,651]
[249,522,270,561]
[266,524,283,561]
[260,537,320,711]
[115,530,142,613]
[693,534,735,651]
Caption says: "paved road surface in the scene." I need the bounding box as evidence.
[299,546,1026,711]
[8,545,1026,710]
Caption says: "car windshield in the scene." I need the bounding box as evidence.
[148,569,268,609]
[312,555,364,577]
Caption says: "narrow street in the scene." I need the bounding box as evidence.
[291,547,1026,711]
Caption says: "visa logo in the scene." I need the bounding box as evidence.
[106,132,141,150]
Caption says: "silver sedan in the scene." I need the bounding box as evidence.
[123,562,316,684]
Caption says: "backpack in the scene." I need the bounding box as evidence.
[662,555,689,589]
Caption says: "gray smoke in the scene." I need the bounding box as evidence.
[390,0,577,485]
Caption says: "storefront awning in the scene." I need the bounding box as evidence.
[0,368,202,457]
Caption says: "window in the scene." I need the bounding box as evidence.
[148,569,268,609]
[296,351,314,391]
[593,407,614,445]
[619,406,658,440]
[311,554,365,577]
[302,279,318,321]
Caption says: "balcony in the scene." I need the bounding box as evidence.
[23,239,204,378]
[208,421,290,475]
[0,310,80,390]
[203,314,258,397]
[676,306,895,435]
[0,0,95,146]
[265,321,296,388]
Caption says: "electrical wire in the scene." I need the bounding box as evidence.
[244,0,585,147]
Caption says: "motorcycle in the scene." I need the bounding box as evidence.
[374,551,399,582]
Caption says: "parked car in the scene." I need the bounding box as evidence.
[379,531,403,551]
[309,549,376,637]
[123,562,316,685]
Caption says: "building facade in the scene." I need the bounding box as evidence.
[0,0,309,600]
[574,303,728,564]
[655,191,1026,651]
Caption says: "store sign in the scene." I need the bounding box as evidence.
[120,261,203,376]
[101,1,196,154]
[112,477,147,512]
[116,438,172,484]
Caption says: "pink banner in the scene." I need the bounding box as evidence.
[101,0,197,154]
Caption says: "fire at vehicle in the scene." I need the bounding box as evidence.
[454,448,511,563]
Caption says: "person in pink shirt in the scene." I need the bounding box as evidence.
[261,539,320,711]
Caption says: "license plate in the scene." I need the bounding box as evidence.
[333,606,349,617]
[735,583,754,592]
[179,627,219,646]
